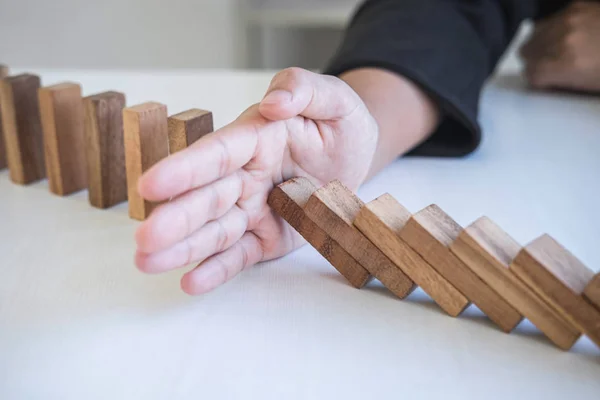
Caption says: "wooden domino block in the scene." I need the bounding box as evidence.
[584,274,600,311]
[0,65,9,169]
[123,102,169,221]
[0,74,46,184]
[510,234,600,347]
[38,82,87,195]
[268,177,371,288]
[83,91,127,209]
[450,217,580,350]
[400,205,522,332]
[354,194,469,316]
[168,108,213,153]
[304,180,415,299]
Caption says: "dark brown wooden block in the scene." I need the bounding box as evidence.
[168,108,213,154]
[0,65,9,169]
[584,273,600,311]
[0,74,46,184]
[83,91,127,209]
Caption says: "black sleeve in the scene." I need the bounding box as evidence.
[324,0,571,157]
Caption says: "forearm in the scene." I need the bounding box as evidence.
[340,68,440,181]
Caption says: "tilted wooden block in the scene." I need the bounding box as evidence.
[168,108,213,153]
[268,177,371,288]
[39,82,87,195]
[0,65,9,169]
[584,274,600,311]
[400,205,523,332]
[0,74,46,184]
[354,194,469,316]
[123,102,169,221]
[83,91,127,209]
[304,180,415,299]
[510,234,600,347]
[450,217,580,350]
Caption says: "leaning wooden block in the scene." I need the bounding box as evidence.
[0,74,46,184]
[400,205,522,332]
[268,177,371,288]
[510,234,600,347]
[123,102,169,221]
[83,91,127,209]
[450,217,580,350]
[168,108,213,153]
[0,65,9,169]
[584,274,600,311]
[354,194,469,316]
[38,82,87,195]
[304,180,415,299]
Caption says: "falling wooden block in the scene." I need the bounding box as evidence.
[510,234,600,347]
[584,274,600,311]
[38,82,87,195]
[0,74,46,184]
[0,65,9,170]
[304,180,415,299]
[168,108,213,153]
[123,102,169,221]
[400,205,522,332]
[354,194,469,316]
[450,217,580,350]
[268,177,371,288]
[83,91,127,209]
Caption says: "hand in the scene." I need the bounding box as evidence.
[134,68,378,295]
[520,1,600,92]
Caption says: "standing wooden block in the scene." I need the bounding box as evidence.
[123,102,169,221]
[268,177,371,288]
[83,91,127,209]
[450,217,580,350]
[0,65,9,170]
[0,74,46,184]
[584,274,600,311]
[354,194,469,316]
[400,205,522,332]
[304,180,415,299]
[510,234,600,347]
[168,108,213,153]
[38,82,87,195]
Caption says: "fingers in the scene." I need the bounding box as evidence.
[258,67,362,122]
[135,206,248,274]
[135,172,243,253]
[525,58,572,89]
[138,123,258,202]
[181,232,264,295]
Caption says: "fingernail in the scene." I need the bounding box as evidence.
[262,89,293,106]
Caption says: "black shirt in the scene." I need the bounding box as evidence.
[325,0,572,157]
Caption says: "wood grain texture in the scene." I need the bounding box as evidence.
[38,82,87,195]
[0,65,9,169]
[84,91,127,209]
[450,217,580,350]
[123,102,168,221]
[168,108,213,153]
[354,194,469,316]
[0,74,46,184]
[400,205,523,332]
[268,177,371,288]
[304,180,415,299]
[510,234,600,347]
[584,274,600,311]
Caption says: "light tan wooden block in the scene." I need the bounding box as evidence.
[123,102,168,221]
[0,65,9,170]
[0,74,46,184]
[584,274,600,311]
[510,234,600,347]
[168,108,213,154]
[400,205,523,332]
[268,177,371,288]
[39,82,87,195]
[354,194,469,316]
[304,180,415,299]
[83,91,127,209]
[450,217,580,350]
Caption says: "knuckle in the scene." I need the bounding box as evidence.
[215,219,229,252]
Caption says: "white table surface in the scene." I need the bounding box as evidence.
[0,69,599,399]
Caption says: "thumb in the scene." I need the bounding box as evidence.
[259,67,362,122]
